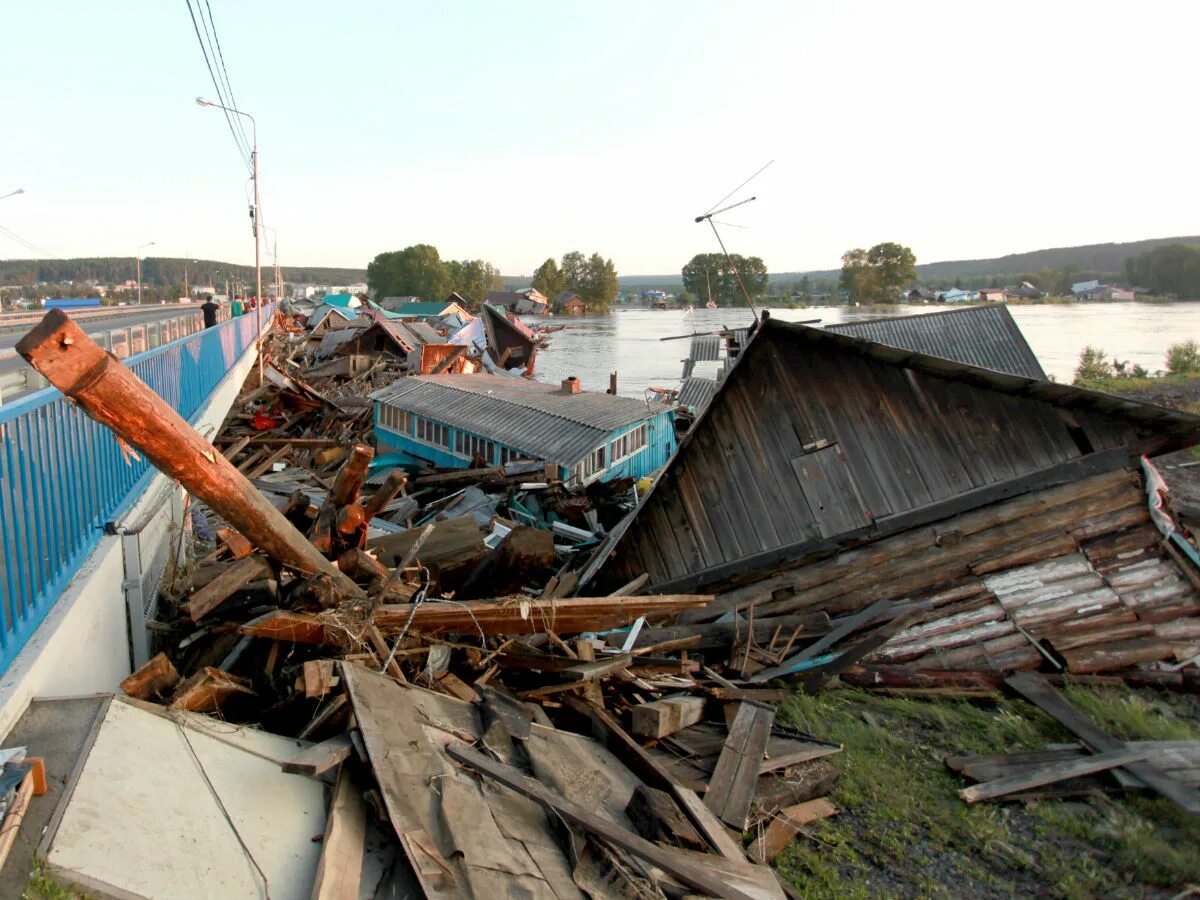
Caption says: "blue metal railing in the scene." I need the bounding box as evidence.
[0,306,273,675]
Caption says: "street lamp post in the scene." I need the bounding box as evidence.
[136,241,156,305]
[196,97,263,378]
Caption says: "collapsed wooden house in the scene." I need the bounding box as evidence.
[587,313,1200,675]
[449,303,540,375]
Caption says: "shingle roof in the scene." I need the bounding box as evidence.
[372,374,666,466]
[825,304,1046,379]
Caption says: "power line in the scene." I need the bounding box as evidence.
[203,0,252,156]
[183,0,251,168]
[0,224,60,258]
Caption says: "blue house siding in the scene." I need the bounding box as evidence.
[373,404,675,483]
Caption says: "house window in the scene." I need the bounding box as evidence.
[379,405,412,435]
[415,416,450,448]
[610,423,648,464]
[572,444,607,484]
[455,431,496,463]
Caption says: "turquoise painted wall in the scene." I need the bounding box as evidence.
[373,403,676,482]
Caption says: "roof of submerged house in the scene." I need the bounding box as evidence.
[825,304,1046,379]
[372,374,668,466]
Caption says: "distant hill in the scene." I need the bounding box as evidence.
[774,235,1200,285]
[0,257,367,288]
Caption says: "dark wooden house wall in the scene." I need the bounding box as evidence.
[607,332,1139,588]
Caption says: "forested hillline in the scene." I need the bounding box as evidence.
[0,257,368,287]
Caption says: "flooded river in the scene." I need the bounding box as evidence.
[531,302,1200,399]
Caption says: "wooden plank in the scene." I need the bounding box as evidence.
[749,598,892,683]
[959,749,1147,803]
[446,742,760,900]
[562,695,745,861]
[182,556,273,622]
[0,771,34,872]
[631,696,707,740]
[282,733,354,777]
[748,798,838,863]
[704,701,775,829]
[1005,672,1200,813]
[304,660,337,698]
[241,609,331,645]
[559,654,632,682]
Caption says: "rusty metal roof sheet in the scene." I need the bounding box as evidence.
[372,374,668,466]
[825,304,1046,379]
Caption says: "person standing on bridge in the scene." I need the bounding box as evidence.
[201,294,220,329]
[231,296,244,317]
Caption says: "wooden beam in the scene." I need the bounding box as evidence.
[959,749,1147,803]
[705,702,774,829]
[119,652,180,700]
[632,696,707,740]
[282,733,354,778]
[749,598,892,683]
[446,742,759,900]
[14,309,360,595]
[310,765,366,900]
[182,556,273,622]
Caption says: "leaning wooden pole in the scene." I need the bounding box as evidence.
[17,309,361,597]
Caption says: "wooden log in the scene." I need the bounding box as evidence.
[748,798,838,863]
[1045,621,1155,652]
[310,765,366,900]
[330,444,375,507]
[705,702,774,829]
[371,595,711,636]
[182,555,274,622]
[632,696,707,740]
[360,470,407,521]
[119,651,180,700]
[959,749,1147,803]
[458,526,557,600]
[241,609,332,645]
[840,664,1005,693]
[15,309,360,595]
[446,742,760,900]
[336,548,392,584]
[1060,637,1174,674]
[170,667,255,712]
[412,467,504,488]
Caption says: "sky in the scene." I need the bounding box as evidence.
[1,0,1198,276]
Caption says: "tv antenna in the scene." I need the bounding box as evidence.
[694,160,773,319]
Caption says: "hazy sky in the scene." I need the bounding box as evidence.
[2,1,1197,276]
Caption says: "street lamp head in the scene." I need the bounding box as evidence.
[13,188,24,195]
[195,97,215,107]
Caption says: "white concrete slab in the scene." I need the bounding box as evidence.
[46,697,325,900]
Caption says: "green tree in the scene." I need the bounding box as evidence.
[677,290,698,306]
[840,243,916,302]
[1125,243,1200,298]
[681,252,769,306]
[444,258,502,307]
[531,258,567,299]
[577,253,619,311]
[367,244,449,300]
[1167,340,1200,375]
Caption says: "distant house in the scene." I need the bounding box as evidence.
[978,287,1007,303]
[306,303,359,333]
[322,293,361,309]
[1076,284,1136,302]
[485,291,549,316]
[1006,282,1041,300]
[1071,280,1101,296]
[906,286,937,302]
[372,373,676,484]
[936,288,979,303]
[553,291,588,315]
[381,299,471,322]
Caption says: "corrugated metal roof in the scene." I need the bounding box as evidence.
[315,328,359,358]
[372,374,667,467]
[323,293,356,308]
[825,304,1046,379]
[308,304,358,330]
[689,334,721,362]
[677,376,718,411]
[387,301,458,317]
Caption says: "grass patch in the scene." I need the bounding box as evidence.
[770,684,1200,898]
[21,860,86,900]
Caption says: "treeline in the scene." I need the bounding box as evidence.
[366,245,504,307]
[531,252,619,311]
[1124,243,1200,298]
[0,257,367,289]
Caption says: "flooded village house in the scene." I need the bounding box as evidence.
[372,373,677,484]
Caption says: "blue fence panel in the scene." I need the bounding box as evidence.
[0,306,271,675]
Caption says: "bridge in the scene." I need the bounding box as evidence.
[0,305,272,733]
[0,303,232,401]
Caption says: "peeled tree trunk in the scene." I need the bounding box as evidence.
[16,309,362,597]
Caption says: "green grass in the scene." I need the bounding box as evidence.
[770,684,1200,899]
[21,860,86,900]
